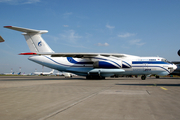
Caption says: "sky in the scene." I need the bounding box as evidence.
[0,0,180,74]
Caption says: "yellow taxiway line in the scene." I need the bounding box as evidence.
[160,87,168,90]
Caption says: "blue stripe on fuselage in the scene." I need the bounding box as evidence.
[132,61,170,64]
[132,65,170,74]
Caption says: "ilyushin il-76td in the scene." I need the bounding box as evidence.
[4,26,177,80]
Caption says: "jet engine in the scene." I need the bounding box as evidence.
[178,49,180,56]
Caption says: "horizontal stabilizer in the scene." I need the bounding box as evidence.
[4,26,48,34]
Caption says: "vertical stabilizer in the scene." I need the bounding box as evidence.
[50,69,54,74]
[4,26,54,53]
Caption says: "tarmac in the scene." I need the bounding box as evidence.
[0,76,180,120]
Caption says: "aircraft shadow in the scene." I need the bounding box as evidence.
[115,83,180,87]
[0,77,86,81]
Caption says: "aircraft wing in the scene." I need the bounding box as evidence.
[0,36,5,43]
[19,52,129,58]
[171,61,180,64]
[44,53,126,58]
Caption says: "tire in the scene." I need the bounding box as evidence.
[141,75,146,80]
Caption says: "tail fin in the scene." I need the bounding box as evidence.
[4,26,54,53]
[50,69,54,74]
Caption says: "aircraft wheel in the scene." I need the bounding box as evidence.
[86,76,105,79]
[156,76,160,78]
[141,75,146,80]
[101,77,105,79]
[86,76,91,79]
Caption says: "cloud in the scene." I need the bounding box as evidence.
[0,0,40,4]
[63,25,69,27]
[58,43,91,49]
[63,12,73,19]
[59,30,82,43]
[117,33,136,38]
[44,35,59,42]
[97,42,109,46]
[129,39,145,46]
[63,12,72,16]
[46,33,92,49]
[22,0,40,4]
[106,23,115,29]
[0,0,11,2]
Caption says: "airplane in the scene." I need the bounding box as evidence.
[63,72,77,78]
[1,72,21,75]
[55,71,63,76]
[33,69,54,75]
[0,36,5,42]
[1,72,15,75]
[4,26,177,80]
[55,71,76,78]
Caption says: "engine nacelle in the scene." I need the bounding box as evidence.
[93,60,122,68]
[178,49,180,56]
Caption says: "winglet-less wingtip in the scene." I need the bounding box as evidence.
[19,52,37,55]
[4,26,12,28]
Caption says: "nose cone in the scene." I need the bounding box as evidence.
[169,64,177,73]
[168,64,177,73]
[173,64,177,70]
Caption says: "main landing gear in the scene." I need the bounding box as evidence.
[86,76,105,80]
[156,75,160,78]
[141,75,146,80]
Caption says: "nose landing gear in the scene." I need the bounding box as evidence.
[141,75,146,80]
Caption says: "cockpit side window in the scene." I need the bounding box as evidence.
[161,59,171,63]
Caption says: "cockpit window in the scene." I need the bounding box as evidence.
[161,59,171,63]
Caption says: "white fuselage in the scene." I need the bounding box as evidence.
[28,55,177,77]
